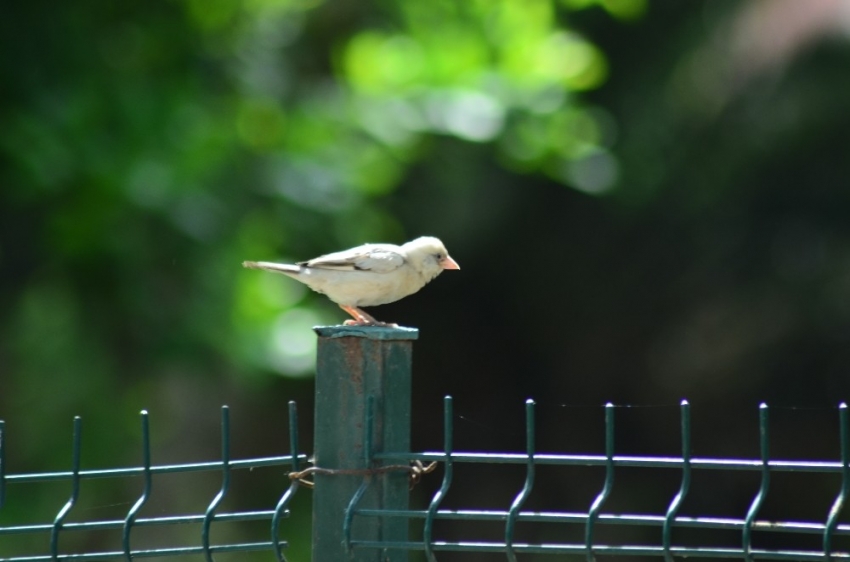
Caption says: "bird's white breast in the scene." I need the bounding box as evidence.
[295,266,427,307]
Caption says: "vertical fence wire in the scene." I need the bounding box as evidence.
[824,403,849,560]
[50,416,82,561]
[0,419,6,510]
[122,410,151,561]
[202,406,231,562]
[662,400,691,562]
[743,403,770,562]
[424,396,454,562]
[585,403,615,562]
[272,401,301,562]
[505,399,536,562]
[343,396,375,555]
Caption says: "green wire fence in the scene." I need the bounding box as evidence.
[0,406,307,561]
[351,398,850,561]
[2,325,849,561]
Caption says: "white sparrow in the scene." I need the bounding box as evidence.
[243,236,459,326]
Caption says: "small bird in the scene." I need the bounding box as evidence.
[243,236,459,326]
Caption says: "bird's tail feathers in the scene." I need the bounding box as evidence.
[242,261,301,274]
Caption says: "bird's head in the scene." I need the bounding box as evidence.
[403,236,460,281]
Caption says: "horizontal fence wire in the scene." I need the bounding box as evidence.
[345,398,850,561]
[0,403,307,562]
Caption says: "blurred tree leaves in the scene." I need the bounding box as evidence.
[2,0,627,384]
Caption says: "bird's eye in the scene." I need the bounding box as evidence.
[435,253,443,260]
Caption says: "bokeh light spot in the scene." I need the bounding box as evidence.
[564,150,619,194]
[267,307,322,377]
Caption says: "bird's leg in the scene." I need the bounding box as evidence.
[339,305,397,328]
[339,304,376,324]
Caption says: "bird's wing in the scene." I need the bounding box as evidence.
[299,244,406,273]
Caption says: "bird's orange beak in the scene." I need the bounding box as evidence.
[441,255,460,270]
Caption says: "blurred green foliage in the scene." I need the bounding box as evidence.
[4,0,850,558]
[1,0,630,383]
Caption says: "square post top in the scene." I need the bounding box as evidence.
[313,325,419,341]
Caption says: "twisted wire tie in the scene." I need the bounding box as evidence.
[288,460,437,489]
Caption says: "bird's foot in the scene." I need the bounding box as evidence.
[343,319,399,328]
[339,304,397,327]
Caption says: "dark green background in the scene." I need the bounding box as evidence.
[3,0,850,559]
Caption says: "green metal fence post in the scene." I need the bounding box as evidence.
[312,325,418,562]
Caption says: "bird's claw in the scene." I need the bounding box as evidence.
[343,319,399,328]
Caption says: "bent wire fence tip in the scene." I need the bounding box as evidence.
[123,410,152,561]
[585,403,615,562]
[506,399,536,562]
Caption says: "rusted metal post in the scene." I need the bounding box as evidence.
[312,325,417,562]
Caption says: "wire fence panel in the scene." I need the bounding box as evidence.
[3,328,850,561]
[3,398,850,561]
[344,398,850,561]
[0,405,307,562]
